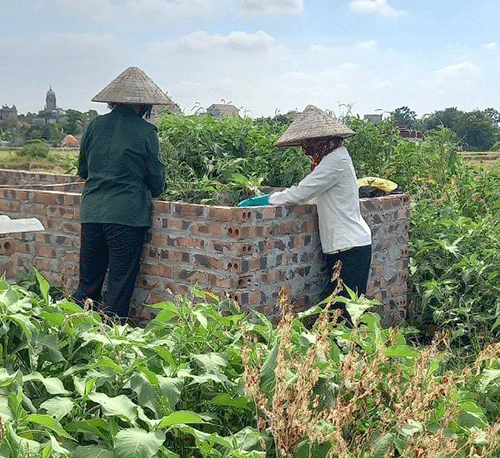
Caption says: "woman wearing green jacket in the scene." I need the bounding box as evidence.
[74,67,168,320]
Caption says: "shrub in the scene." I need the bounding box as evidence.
[16,139,50,159]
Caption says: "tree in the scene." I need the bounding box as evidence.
[392,106,417,129]
[63,109,84,135]
[484,107,500,125]
[419,107,462,132]
[455,110,498,151]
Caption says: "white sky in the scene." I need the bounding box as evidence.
[1,0,499,118]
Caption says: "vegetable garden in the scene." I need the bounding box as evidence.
[1,112,500,457]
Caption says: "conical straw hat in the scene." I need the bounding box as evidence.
[275,105,355,147]
[92,67,173,105]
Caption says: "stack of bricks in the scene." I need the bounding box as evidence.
[0,169,410,326]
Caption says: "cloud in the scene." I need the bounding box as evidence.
[157,30,276,53]
[356,39,379,50]
[240,0,302,14]
[482,42,497,50]
[0,33,120,66]
[349,0,406,17]
[433,61,480,79]
[419,61,480,95]
[52,0,212,21]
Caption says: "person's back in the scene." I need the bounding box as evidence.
[78,104,164,227]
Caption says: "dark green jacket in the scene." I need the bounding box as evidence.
[78,105,165,227]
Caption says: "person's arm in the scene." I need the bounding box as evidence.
[77,124,92,179]
[144,128,165,198]
[269,161,344,205]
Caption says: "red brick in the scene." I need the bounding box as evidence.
[208,274,234,289]
[166,250,190,263]
[0,200,21,212]
[190,223,223,237]
[208,206,237,222]
[247,290,262,304]
[48,206,75,218]
[34,192,62,205]
[164,282,189,296]
[193,253,223,269]
[259,207,277,220]
[23,203,46,216]
[173,203,204,218]
[33,258,51,271]
[228,242,254,256]
[36,245,57,258]
[142,263,169,277]
[62,222,80,235]
[176,237,204,249]
[14,190,29,200]
[63,193,81,206]
[150,233,171,246]
[66,252,80,263]
[152,200,171,214]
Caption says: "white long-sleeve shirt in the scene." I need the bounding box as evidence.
[269,146,371,254]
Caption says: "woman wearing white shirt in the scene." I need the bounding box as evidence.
[269,105,372,318]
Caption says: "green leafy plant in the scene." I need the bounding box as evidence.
[16,140,50,159]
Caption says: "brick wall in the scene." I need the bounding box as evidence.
[0,169,410,325]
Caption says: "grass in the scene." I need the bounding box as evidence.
[459,151,500,170]
[0,148,78,173]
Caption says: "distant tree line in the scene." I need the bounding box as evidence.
[0,109,98,147]
[2,104,500,152]
[392,106,500,151]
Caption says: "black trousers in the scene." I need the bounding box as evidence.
[74,223,147,318]
[324,244,372,298]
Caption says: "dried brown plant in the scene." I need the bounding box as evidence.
[240,261,500,457]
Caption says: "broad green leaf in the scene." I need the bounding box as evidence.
[34,268,50,305]
[193,309,208,329]
[6,423,42,457]
[0,396,14,421]
[191,352,227,373]
[158,376,183,408]
[371,432,394,456]
[150,302,180,322]
[260,342,278,393]
[0,287,19,308]
[92,356,124,373]
[130,372,158,414]
[65,419,109,441]
[40,311,65,326]
[399,419,423,437]
[0,369,22,388]
[114,428,166,458]
[40,397,75,420]
[479,369,500,392]
[152,346,175,365]
[385,345,419,358]
[458,401,488,428]
[72,444,115,457]
[27,414,75,440]
[492,316,500,331]
[88,392,138,421]
[345,299,373,324]
[8,313,36,339]
[209,394,253,411]
[36,334,66,363]
[158,410,204,427]
[47,434,72,456]
[173,424,233,450]
[24,372,69,395]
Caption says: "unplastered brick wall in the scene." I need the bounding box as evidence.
[0,169,410,326]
